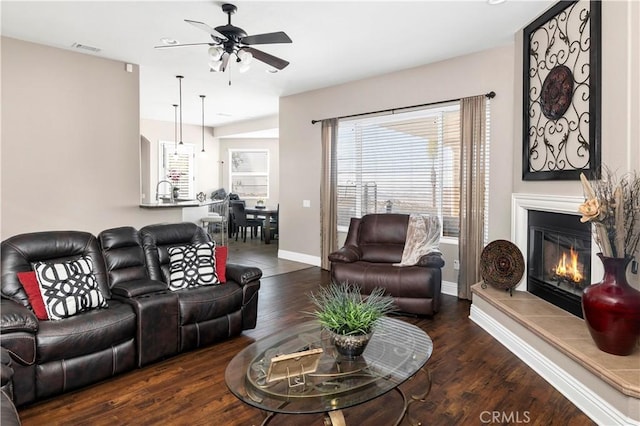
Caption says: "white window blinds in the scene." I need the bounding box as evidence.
[159,142,194,199]
[336,103,463,238]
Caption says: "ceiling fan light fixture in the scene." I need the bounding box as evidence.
[208,46,223,60]
[237,50,253,73]
[209,59,223,72]
[166,4,292,74]
[237,49,252,64]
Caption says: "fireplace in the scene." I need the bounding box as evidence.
[470,194,638,425]
[527,210,591,318]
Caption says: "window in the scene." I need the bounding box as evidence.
[229,149,269,199]
[159,142,195,199]
[336,102,489,239]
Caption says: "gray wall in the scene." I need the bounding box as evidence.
[2,1,637,266]
[0,37,177,238]
[512,1,640,195]
[279,45,517,278]
[278,1,639,281]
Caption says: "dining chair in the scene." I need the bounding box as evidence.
[262,203,279,241]
[231,202,262,242]
[228,199,245,239]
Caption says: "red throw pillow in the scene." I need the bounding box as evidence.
[17,271,49,320]
[215,246,228,283]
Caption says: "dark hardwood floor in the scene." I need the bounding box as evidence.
[18,268,594,425]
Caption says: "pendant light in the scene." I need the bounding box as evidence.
[200,95,206,153]
[176,75,184,144]
[172,104,178,155]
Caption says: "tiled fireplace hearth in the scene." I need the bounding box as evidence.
[470,194,639,425]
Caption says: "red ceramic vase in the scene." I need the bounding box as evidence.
[581,254,640,356]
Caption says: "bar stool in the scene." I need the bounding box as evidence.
[201,197,229,246]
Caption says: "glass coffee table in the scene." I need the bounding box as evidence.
[225,317,433,425]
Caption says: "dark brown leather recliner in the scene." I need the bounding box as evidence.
[1,222,262,408]
[0,231,137,406]
[328,214,445,316]
[1,348,21,426]
[139,222,261,352]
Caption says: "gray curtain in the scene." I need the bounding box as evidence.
[458,96,487,300]
[320,118,338,270]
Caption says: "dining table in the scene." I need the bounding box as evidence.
[245,206,278,244]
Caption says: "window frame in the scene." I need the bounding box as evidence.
[228,149,270,199]
[335,103,462,239]
[158,141,195,199]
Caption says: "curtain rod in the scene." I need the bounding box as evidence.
[311,91,495,124]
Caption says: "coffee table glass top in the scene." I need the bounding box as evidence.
[225,317,433,415]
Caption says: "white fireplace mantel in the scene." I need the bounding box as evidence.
[511,193,603,291]
[468,193,638,425]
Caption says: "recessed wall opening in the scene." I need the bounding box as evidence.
[527,210,591,318]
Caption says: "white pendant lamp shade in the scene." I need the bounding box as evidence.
[208,46,224,72]
[209,59,223,72]
[237,49,252,64]
[237,49,253,73]
[208,46,223,60]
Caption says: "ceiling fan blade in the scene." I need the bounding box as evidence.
[241,31,292,45]
[154,42,214,49]
[185,19,226,41]
[243,47,290,70]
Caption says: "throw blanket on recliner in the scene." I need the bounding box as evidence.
[394,214,441,266]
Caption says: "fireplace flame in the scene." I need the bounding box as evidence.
[555,247,583,283]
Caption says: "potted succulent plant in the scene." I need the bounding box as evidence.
[308,282,395,358]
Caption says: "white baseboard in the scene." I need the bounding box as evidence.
[441,280,457,296]
[278,249,321,267]
[469,303,639,426]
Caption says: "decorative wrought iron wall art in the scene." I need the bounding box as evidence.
[522,0,601,181]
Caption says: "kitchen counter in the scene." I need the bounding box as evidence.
[139,199,225,225]
[139,200,218,209]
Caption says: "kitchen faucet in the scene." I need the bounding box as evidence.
[156,180,174,202]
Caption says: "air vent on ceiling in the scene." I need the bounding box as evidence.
[71,43,101,53]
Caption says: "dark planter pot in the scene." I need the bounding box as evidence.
[581,254,640,356]
[329,330,372,358]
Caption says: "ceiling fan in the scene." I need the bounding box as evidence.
[155,3,292,73]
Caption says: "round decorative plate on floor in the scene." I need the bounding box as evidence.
[480,240,525,293]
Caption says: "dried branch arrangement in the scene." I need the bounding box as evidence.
[579,167,640,258]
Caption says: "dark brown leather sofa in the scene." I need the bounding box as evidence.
[1,348,20,425]
[328,214,444,316]
[0,222,261,409]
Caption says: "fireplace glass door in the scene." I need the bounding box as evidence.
[527,210,591,318]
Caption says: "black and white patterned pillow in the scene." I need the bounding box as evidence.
[33,256,108,320]
[168,242,219,291]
